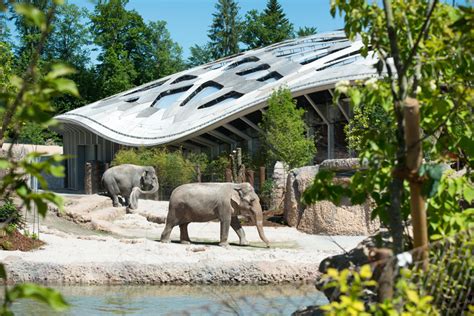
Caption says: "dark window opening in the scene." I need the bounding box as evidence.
[226,56,259,70]
[170,74,197,84]
[257,71,283,82]
[198,91,243,109]
[150,85,193,108]
[125,96,139,103]
[180,81,223,107]
[123,80,166,96]
[236,64,270,76]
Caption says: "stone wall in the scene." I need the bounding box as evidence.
[283,159,380,236]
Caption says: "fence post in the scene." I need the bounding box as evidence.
[84,162,92,195]
[404,97,428,270]
[246,169,255,187]
[225,168,232,182]
[195,165,201,183]
[259,166,266,192]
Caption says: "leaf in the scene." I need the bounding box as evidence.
[52,78,79,97]
[0,159,10,169]
[463,184,474,204]
[359,265,372,279]
[350,90,361,107]
[45,64,76,80]
[405,289,419,304]
[13,4,46,30]
[8,283,69,311]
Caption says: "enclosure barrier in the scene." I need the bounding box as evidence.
[169,229,473,315]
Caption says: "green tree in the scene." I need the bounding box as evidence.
[187,43,213,67]
[296,26,317,37]
[0,1,78,313]
[241,0,293,49]
[136,20,184,84]
[90,0,138,96]
[304,2,473,253]
[208,0,241,59]
[260,87,316,169]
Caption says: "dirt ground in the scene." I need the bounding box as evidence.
[0,194,367,285]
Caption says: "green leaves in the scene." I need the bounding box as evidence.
[7,283,69,312]
[14,4,47,31]
[260,87,316,169]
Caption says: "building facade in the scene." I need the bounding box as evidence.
[56,31,379,190]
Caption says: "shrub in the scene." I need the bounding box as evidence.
[0,200,24,229]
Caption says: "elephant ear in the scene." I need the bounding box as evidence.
[231,187,242,206]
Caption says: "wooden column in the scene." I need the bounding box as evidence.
[259,166,266,192]
[84,162,92,194]
[404,97,428,270]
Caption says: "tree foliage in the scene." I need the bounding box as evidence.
[260,87,316,169]
[208,0,241,59]
[241,0,293,49]
[305,1,473,252]
[0,1,74,313]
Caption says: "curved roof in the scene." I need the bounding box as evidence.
[56,31,378,146]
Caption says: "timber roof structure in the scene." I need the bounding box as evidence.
[56,31,379,146]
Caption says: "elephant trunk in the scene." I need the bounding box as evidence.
[136,178,159,195]
[253,203,270,247]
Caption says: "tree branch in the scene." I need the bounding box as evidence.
[401,0,438,79]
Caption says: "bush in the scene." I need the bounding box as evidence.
[112,147,199,198]
[0,200,24,229]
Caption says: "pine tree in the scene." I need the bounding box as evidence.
[208,0,241,59]
[242,0,293,49]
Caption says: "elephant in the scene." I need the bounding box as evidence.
[160,182,270,247]
[101,164,159,210]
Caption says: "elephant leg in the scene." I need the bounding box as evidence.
[179,223,191,244]
[124,196,130,207]
[111,194,119,207]
[219,214,231,247]
[160,221,175,243]
[231,216,249,246]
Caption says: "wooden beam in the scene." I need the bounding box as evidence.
[192,136,219,147]
[304,94,330,125]
[328,89,350,122]
[241,117,263,134]
[223,124,252,141]
[207,130,237,145]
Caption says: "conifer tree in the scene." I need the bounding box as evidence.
[208,0,241,59]
[242,0,293,49]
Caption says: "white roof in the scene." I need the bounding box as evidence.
[56,31,379,146]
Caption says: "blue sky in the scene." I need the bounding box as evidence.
[69,0,344,59]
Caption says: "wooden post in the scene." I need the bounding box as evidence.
[225,168,232,182]
[404,97,428,270]
[84,162,92,195]
[246,169,255,187]
[195,165,201,183]
[259,166,266,192]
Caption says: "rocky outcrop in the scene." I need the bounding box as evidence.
[284,165,319,227]
[283,159,379,236]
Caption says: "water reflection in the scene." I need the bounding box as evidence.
[11,284,327,315]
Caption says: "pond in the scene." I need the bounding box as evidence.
[11,284,327,315]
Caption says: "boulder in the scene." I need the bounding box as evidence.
[284,165,319,226]
[284,161,379,236]
[319,158,361,172]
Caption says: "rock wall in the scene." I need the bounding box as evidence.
[283,159,380,236]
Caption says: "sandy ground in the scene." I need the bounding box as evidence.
[0,194,366,285]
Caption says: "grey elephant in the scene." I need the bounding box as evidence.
[160,182,270,247]
[101,164,159,209]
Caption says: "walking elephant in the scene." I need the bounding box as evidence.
[160,182,270,247]
[101,164,159,209]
